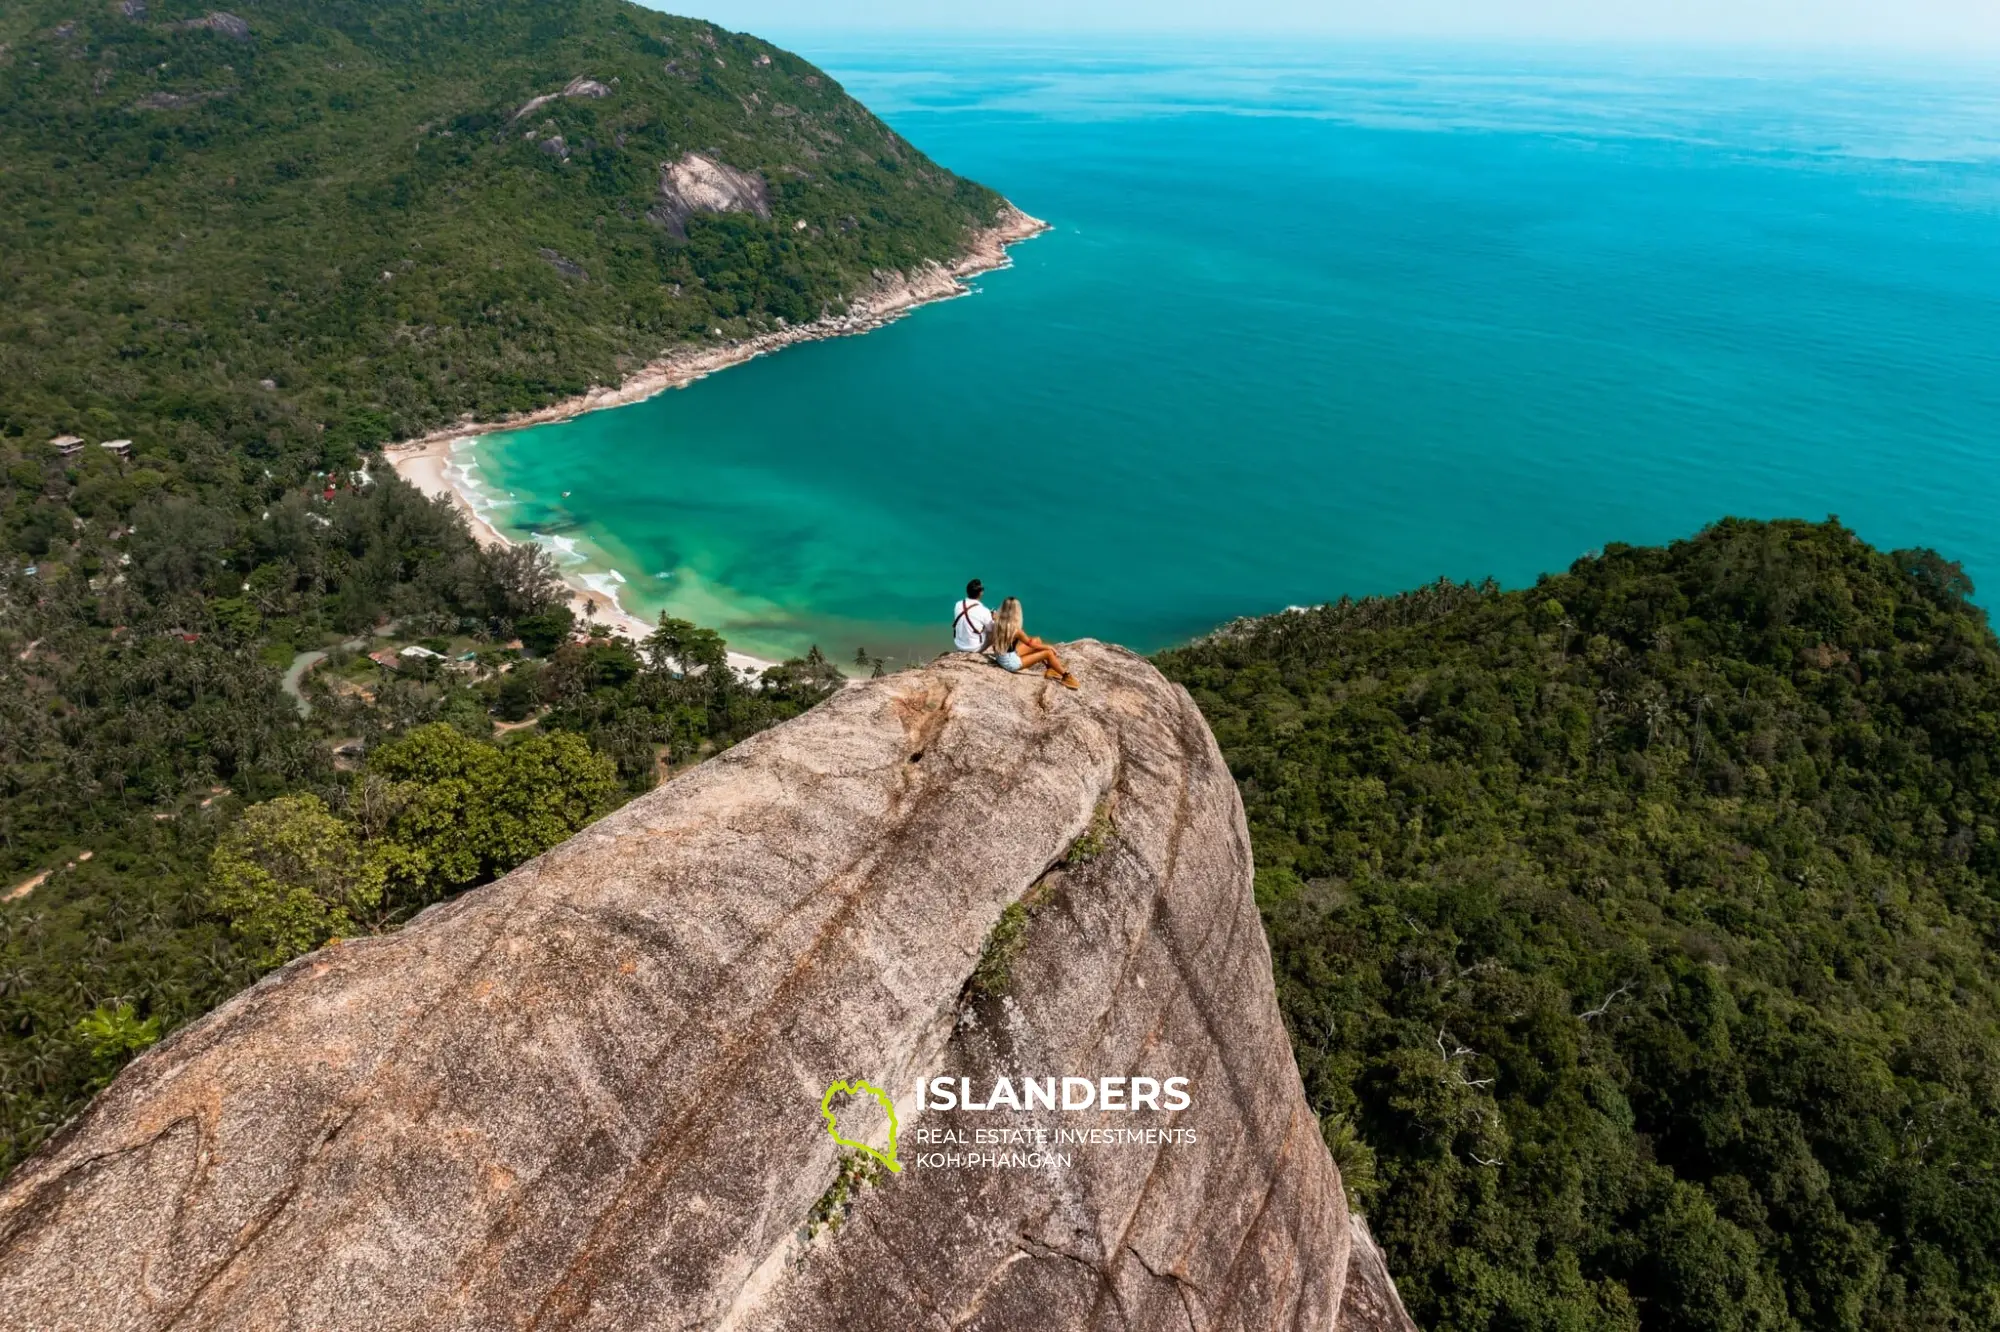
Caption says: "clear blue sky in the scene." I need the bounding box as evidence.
[648,0,1998,52]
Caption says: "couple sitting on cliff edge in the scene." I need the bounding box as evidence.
[952,578,1080,690]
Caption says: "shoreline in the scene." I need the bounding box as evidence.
[387,204,1050,677]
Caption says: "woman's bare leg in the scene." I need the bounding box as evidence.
[1018,646,1071,677]
[1017,646,1061,673]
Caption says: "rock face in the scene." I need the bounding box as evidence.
[177,11,251,39]
[538,248,588,281]
[0,642,1414,1331]
[132,87,234,111]
[1341,1214,1421,1332]
[511,75,615,124]
[649,151,771,238]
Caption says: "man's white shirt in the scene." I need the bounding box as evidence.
[952,598,993,652]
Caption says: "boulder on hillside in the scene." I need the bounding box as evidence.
[132,87,233,111]
[0,642,1415,1331]
[538,248,588,280]
[510,75,615,124]
[648,150,771,238]
[177,11,249,39]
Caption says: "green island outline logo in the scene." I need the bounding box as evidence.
[819,1078,903,1174]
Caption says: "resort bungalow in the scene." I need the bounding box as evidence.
[398,645,444,661]
[100,439,132,457]
[50,435,85,457]
[368,649,402,671]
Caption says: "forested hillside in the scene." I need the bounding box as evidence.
[0,456,846,1174]
[0,0,970,1176]
[6,15,1993,1325]
[0,0,1002,456]
[1160,519,2000,1331]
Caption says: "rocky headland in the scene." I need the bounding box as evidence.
[388,203,1048,467]
[0,642,1411,1330]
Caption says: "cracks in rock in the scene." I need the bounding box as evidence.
[1212,1104,1317,1329]
[963,1232,1130,1328]
[519,685,1015,1328]
[1051,690,1326,1328]
[942,1249,1027,1330]
[953,843,1073,1022]
[0,1112,202,1256]
[14,655,1217,1330]
[1123,1242,1205,1332]
[9,941,487,1325]
[8,858,567,1322]
[1071,740,1186,1068]
[157,1098,367,1331]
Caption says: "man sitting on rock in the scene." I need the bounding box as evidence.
[952,578,992,653]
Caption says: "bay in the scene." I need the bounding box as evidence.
[464,39,2000,665]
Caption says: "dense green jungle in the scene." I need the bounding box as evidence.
[0,0,1003,453]
[1159,521,2000,1331]
[0,3,1994,1328]
[0,0,961,1177]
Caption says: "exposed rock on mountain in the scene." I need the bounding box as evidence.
[538,248,588,280]
[131,87,233,110]
[0,642,1413,1330]
[176,10,249,38]
[1340,1214,1421,1332]
[1,0,1017,453]
[648,150,771,238]
[511,74,615,123]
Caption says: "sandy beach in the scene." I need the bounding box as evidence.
[387,205,1048,677]
[388,439,781,677]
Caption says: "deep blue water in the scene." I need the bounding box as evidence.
[467,41,2000,665]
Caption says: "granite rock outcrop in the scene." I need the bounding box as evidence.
[0,642,1414,1331]
[649,151,771,237]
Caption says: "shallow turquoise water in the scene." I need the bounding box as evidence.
[464,41,2000,665]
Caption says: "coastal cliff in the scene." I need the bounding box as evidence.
[0,642,1412,1330]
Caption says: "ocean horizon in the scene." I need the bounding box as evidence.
[456,37,2000,666]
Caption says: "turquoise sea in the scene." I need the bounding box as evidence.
[462,40,2000,665]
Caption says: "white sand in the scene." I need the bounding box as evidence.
[387,206,1048,680]
[391,442,773,678]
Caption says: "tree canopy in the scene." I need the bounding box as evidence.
[0,0,1004,460]
[0,0,947,1179]
[1159,519,2000,1330]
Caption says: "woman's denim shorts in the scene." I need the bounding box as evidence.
[994,651,1022,672]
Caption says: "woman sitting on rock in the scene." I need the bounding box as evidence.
[985,596,1079,689]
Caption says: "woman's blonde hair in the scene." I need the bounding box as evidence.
[989,597,1023,654]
